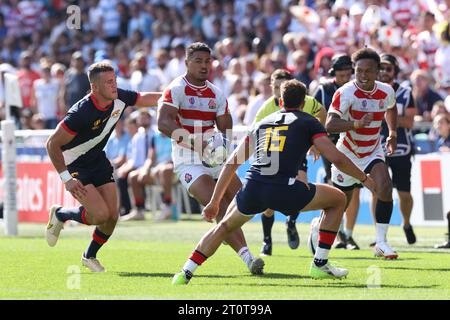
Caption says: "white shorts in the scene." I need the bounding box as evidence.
[331,144,385,189]
[175,163,222,195]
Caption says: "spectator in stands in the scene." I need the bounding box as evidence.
[119,109,153,221]
[211,60,232,97]
[31,63,60,129]
[129,51,163,92]
[115,116,138,216]
[411,69,443,122]
[166,39,187,82]
[105,117,130,170]
[62,51,90,110]
[243,74,272,126]
[433,114,450,152]
[128,129,175,221]
[17,50,40,114]
[291,50,312,89]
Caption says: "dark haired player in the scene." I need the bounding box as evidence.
[172,79,376,284]
[158,42,263,275]
[375,53,417,245]
[314,54,362,250]
[326,48,399,259]
[46,62,162,272]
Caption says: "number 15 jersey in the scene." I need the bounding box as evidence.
[246,110,326,185]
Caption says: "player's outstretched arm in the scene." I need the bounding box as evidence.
[313,135,376,193]
[203,135,253,222]
[135,92,162,108]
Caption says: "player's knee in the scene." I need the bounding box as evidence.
[108,208,119,222]
[94,207,110,224]
[335,189,347,208]
[217,220,233,236]
[377,178,393,200]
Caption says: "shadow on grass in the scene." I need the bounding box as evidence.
[116,272,238,279]
[199,279,440,290]
[383,266,450,272]
[296,255,420,261]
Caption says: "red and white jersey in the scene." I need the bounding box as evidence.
[388,0,419,27]
[159,75,230,166]
[329,80,396,158]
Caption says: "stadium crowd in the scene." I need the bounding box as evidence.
[0,0,449,224]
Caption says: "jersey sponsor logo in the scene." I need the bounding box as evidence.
[337,174,344,183]
[189,97,195,105]
[71,172,79,177]
[208,99,216,109]
[92,119,101,130]
[379,100,384,109]
[111,110,121,118]
[185,173,192,183]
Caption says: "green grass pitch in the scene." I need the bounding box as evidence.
[0,214,449,300]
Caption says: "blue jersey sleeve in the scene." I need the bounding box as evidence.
[62,108,85,135]
[118,88,139,106]
[308,117,327,144]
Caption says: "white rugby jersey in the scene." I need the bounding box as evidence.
[329,80,396,158]
[158,75,229,166]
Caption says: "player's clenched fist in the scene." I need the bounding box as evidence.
[202,202,219,223]
[353,113,373,129]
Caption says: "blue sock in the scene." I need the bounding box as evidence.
[84,228,111,258]
[56,206,89,224]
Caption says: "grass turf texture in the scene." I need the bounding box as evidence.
[0,214,449,300]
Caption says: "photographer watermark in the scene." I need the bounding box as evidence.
[366,265,381,289]
[67,265,81,290]
[66,5,81,30]
[170,124,281,175]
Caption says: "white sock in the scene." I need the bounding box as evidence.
[344,228,353,239]
[376,223,389,244]
[182,259,199,275]
[313,247,330,266]
[238,246,254,267]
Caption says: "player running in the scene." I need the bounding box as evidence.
[46,62,162,272]
[326,48,399,259]
[254,69,326,256]
[376,53,417,245]
[172,79,376,284]
[157,42,264,275]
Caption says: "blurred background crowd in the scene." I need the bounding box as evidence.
[0,1,448,151]
[0,0,449,219]
[0,0,449,129]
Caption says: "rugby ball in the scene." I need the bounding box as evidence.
[202,133,228,168]
[307,216,321,256]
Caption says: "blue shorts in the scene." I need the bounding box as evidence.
[67,155,114,187]
[236,179,316,216]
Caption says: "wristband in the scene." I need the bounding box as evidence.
[59,170,72,183]
[389,130,397,138]
[353,120,360,129]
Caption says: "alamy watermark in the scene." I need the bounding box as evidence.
[67,265,81,290]
[66,5,81,30]
[366,265,381,289]
[171,124,281,175]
